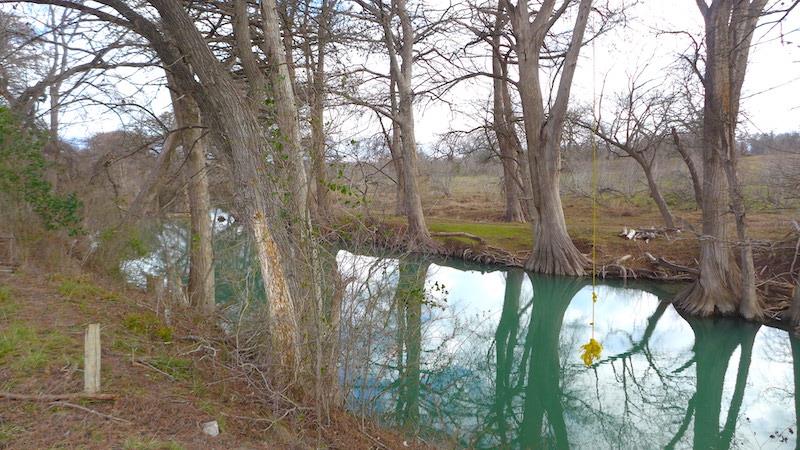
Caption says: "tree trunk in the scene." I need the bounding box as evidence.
[676,0,766,317]
[260,0,309,214]
[492,3,525,223]
[304,0,331,222]
[389,0,434,248]
[722,156,760,319]
[636,156,675,228]
[789,281,800,330]
[671,127,703,207]
[511,0,591,275]
[173,87,215,313]
[676,113,740,315]
[49,84,60,143]
[149,0,307,375]
[389,75,407,216]
[308,62,329,222]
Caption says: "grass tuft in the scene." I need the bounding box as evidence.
[0,323,78,373]
[123,312,173,342]
[0,285,18,319]
[0,423,24,446]
[122,437,185,450]
[147,356,193,381]
[56,276,119,302]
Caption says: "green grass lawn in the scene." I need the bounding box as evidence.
[427,219,532,251]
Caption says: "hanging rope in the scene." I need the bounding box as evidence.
[581,20,602,368]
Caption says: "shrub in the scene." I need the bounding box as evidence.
[0,107,82,235]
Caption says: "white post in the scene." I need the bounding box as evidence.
[84,323,101,394]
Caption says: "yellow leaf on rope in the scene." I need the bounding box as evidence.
[580,338,602,367]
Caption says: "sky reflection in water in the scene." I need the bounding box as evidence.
[338,250,797,449]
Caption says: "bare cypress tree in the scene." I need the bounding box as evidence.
[676,0,769,319]
[578,71,679,229]
[491,2,527,222]
[172,84,215,313]
[506,0,593,275]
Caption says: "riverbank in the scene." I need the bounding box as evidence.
[329,211,799,326]
[0,266,420,449]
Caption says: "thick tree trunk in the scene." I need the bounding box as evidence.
[150,0,307,374]
[511,0,591,275]
[173,89,215,313]
[504,82,534,220]
[389,0,434,248]
[527,162,587,275]
[676,0,766,318]
[232,0,268,106]
[303,0,331,222]
[397,92,432,247]
[261,0,309,213]
[676,121,740,315]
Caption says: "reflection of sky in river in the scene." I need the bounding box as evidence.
[338,250,798,449]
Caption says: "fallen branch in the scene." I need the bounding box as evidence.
[431,231,486,245]
[645,252,699,275]
[50,401,131,424]
[0,392,116,401]
[134,358,176,381]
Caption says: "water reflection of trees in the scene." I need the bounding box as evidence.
[338,254,788,449]
[517,275,584,449]
[394,260,429,429]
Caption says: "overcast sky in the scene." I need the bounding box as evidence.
[51,0,800,146]
[406,0,800,147]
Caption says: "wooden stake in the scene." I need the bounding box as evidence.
[84,324,101,394]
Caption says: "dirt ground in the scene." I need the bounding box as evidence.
[0,268,420,449]
[347,167,799,318]
[359,169,798,268]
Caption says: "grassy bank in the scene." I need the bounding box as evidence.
[0,268,416,449]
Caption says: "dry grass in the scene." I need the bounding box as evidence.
[0,268,421,449]
[358,156,798,272]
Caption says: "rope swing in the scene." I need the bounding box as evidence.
[581,25,602,368]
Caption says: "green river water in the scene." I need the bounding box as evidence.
[336,251,797,449]
[122,231,798,449]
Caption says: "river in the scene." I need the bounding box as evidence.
[123,233,798,449]
[336,250,797,449]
